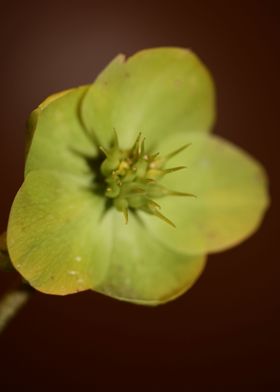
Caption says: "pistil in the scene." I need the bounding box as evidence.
[99,131,195,226]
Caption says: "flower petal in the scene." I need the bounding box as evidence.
[7,170,206,303]
[140,132,270,254]
[25,86,96,176]
[95,209,206,305]
[7,170,111,295]
[25,88,75,157]
[81,48,215,149]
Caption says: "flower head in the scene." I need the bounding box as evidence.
[7,48,269,305]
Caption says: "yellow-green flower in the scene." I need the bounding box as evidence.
[7,48,269,305]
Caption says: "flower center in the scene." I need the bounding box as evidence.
[96,131,194,226]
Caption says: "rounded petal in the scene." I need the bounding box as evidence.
[81,48,215,149]
[140,132,270,254]
[25,88,75,157]
[95,209,206,305]
[7,170,206,303]
[7,171,111,295]
[25,86,97,176]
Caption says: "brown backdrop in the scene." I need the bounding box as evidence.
[0,0,278,390]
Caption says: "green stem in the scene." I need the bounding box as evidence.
[0,286,31,334]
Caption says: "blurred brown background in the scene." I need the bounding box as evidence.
[0,0,278,390]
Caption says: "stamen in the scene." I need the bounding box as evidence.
[161,166,187,175]
[122,208,129,224]
[165,143,192,160]
[132,132,142,158]
[142,178,156,184]
[149,207,176,228]
[168,191,197,197]
[99,146,109,157]
[125,188,146,196]
[139,137,145,157]
[146,199,161,209]
[112,128,119,149]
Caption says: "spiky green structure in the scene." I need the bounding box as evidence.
[99,131,195,226]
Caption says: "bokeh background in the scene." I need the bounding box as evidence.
[0,0,278,389]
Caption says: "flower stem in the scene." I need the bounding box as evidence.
[0,285,31,334]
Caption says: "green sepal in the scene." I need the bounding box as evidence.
[141,132,270,254]
[81,47,215,149]
[25,86,95,177]
[7,170,206,304]
[95,210,206,305]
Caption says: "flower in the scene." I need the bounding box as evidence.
[7,48,269,305]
